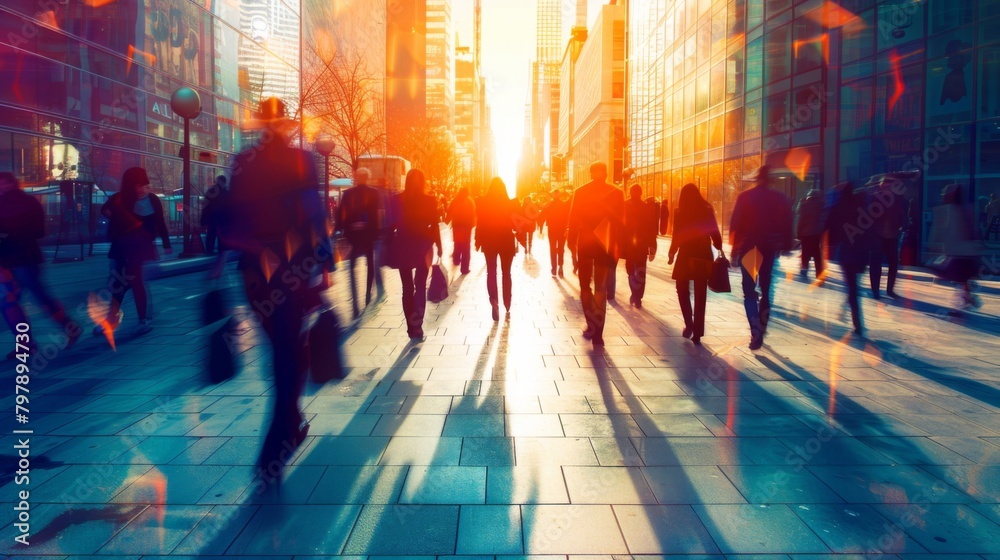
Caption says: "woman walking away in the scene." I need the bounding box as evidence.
[826,182,872,336]
[668,183,722,345]
[95,167,171,338]
[392,169,443,340]
[930,183,983,309]
[476,177,518,321]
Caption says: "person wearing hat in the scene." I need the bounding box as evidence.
[729,164,793,350]
[95,166,172,338]
[223,96,329,483]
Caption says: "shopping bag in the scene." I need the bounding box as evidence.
[208,317,238,384]
[309,309,345,383]
[428,259,449,303]
[708,254,732,293]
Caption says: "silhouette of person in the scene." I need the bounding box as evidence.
[930,183,982,309]
[668,183,722,344]
[223,97,328,482]
[201,175,229,254]
[476,177,518,321]
[796,187,826,281]
[867,176,908,299]
[568,162,625,348]
[622,184,658,308]
[541,188,571,277]
[337,167,385,318]
[390,169,443,339]
[446,187,477,275]
[0,172,81,359]
[826,182,873,336]
[729,164,793,350]
[95,167,172,338]
[941,40,971,105]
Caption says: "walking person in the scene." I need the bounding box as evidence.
[446,187,477,275]
[541,188,571,277]
[667,183,722,345]
[867,176,907,299]
[796,186,826,281]
[930,183,983,309]
[0,172,81,358]
[729,165,793,350]
[201,175,229,254]
[391,169,443,339]
[337,167,385,318]
[623,184,658,308]
[94,167,172,338]
[476,177,518,321]
[223,97,327,481]
[569,162,625,348]
[826,182,873,336]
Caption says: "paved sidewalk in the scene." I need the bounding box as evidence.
[1,231,999,558]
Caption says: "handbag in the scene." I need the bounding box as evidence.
[708,252,732,293]
[428,258,449,303]
[309,309,345,383]
[208,317,238,384]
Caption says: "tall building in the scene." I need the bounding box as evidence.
[455,44,479,182]
[386,0,427,154]
[628,0,1000,259]
[526,0,563,196]
[558,27,588,184]
[426,0,454,128]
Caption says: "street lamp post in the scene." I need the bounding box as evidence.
[315,137,336,219]
[171,87,202,257]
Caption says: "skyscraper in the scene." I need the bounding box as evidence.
[426,0,454,129]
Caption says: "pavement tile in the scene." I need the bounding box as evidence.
[515,437,597,466]
[642,466,747,504]
[227,504,361,555]
[563,466,657,504]
[590,436,644,466]
[693,504,831,554]
[720,465,846,504]
[97,504,208,555]
[444,413,506,437]
[873,503,1000,554]
[111,465,230,505]
[559,413,645,438]
[308,465,407,504]
[32,464,154,504]
[400,466,487,504]
[0,503,148,555]
[614,504,722,554]
[457,505,523,555]
[343,504,459,555]
[521,505,629,554]
[297,436,389,466]
[487,464,571,504]
[631,437,747,466]
[789,503,927,554]
[379,436,463,465]
[807,465,977,504]
[506,414,566,437]
[461,436,516,466]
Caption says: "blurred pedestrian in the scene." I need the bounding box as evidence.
[337,167,384,318]
[867,176,907,299]
[729,164,793,350]
[95,167,172,338]
[826,182,872,336]
[541,188,571,277]
[391,169,443,339]
[796,186,826,281]
[986,193,1000,241]
[0,172,80,358]
[668,183,722,344]
[569,162,625,348]
[223,97,328,481]
[476,177,518,321]
[446,187,477,275]
[201,175,229,254]
[623,184,658,308]
[930,184,982,309]
[520,195,540,254]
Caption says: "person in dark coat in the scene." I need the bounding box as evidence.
[796,187,826,281]
[826,182,872,336]
[337,167,385,318]
[446,187,477,275]
[541,188,571,277]
[476,177,518,321]
[668,183,723,344]
[622,184,658,308]
[95,167,172,338]
[0,173,80,358]
[729,164,793,350]
[222,97,329,483]
[391,169,443,339]
[568,162,625,348]
[867,176,907,299]
[201,175,229,253]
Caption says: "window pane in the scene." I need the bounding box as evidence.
[765,24,790,84]
[875,64,923,134]
[926,55,973,126]
[841,79,873,140]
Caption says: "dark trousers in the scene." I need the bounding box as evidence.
[0,265,70,335]
[108,258,149,323]
[579,252,611,343]
[676,278,708,337]
[607,258,619,300]
[869,236,899,296]
[626,256,648,302]
[800,235,824,276]
[844,264,864,333]
[452,227,472,274]
[348,240,378,317]
[399,264,430,337]
[205,226,218,253]
[549,234,566,273]
[740,251,776,337]
[242,266,308,468]
[484,250,514,309]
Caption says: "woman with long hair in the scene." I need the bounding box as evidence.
[95,167,171,337]
[391,169,443,339]
[476,177,518,321]
[668,183,722,345]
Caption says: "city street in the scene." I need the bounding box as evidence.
[2,233,999,558]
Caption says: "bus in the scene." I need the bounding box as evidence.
[357,154,411,193]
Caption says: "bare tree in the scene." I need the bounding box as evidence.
[395,118,461,200]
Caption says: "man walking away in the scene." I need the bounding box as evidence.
[568,162,625,349]
[729,165,793,350]
[867,176,907,299]
[337,168,384,318]
[201,175,229,254]
[542,189,572,277]
[796,187,826,281]
[623,184,658,308]
[446,187,477,275]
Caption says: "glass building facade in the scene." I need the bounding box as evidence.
[0,0,300,208]
[628,0,1000,256]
